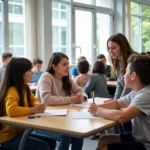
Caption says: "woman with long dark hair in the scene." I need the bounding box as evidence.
[107,33,138,133]
[0,57,56,150]
[35,52,87,150]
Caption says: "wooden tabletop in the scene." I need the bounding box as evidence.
[107,81,117,87]
[0,98,116,137]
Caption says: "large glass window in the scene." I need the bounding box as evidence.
[131,2,150,52]
[52,2,71,55]
[8,0,24,56]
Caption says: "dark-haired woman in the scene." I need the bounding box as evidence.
[0,57,56,150]
[107,33,137,133]
[35,52,87,150]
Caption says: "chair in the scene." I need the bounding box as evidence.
[0,145,11,150]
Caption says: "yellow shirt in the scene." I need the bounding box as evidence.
[0,86,40,143]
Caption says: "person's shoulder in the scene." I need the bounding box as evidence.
[7,86,18,95]
[134,86,150,101]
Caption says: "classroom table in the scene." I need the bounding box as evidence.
[0,98,116,150]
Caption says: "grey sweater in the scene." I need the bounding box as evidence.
[114,60,131,99]
[84,73,112,98]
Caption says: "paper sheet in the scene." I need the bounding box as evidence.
[35,109,68,116]
[72,112,101,119]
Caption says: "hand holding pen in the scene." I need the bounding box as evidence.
[89,103,99,115]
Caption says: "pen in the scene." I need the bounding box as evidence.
[92,91,95,104]
[28,115,41,119]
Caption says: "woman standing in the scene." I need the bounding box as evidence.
[107,33,137,133]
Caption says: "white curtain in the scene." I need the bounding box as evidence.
[24,0,37,60]
[125,0,132,44]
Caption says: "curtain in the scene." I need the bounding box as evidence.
[24,0,37,60]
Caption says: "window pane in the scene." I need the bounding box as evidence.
[142,19,150,52]
[9,0,24,56]
[52,26,59,45]
[96,0,111,8]
[75,10,92,64]
[73,0,92,5]
[96,13,110,61]
[61,27,67,45]
[9,0,23,15]
[131,16,140,52]
[142,4,150,17]
[52,2,71,55]
[131,2,139,15]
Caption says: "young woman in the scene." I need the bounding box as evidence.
[35,52,87,150]
[84,61,112,98]
[107,33,137,133]
[107,33,137,99]
[0,57,56,150]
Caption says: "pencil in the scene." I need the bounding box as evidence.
[92,91,95,104]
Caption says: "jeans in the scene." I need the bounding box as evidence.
[1,133,56,150]
[34,130,84,150]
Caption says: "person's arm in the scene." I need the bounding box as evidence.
[90,105,141,123]
[84,75,95,94]
[37,74,72,105]
[97,99,127,109]
[70,78,88,100]
[5,87,32,116]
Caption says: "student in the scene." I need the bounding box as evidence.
[84,61,112,98]
[107,33,137,133]
[36,52,87,150]
[70,56,86,80]
[89,54,150,150]
[97,54,116,81]
[29,58,43,86]
[107,33,137,99]
[0,52,12,88]
[75,59,90,88]
[0,57,56,150]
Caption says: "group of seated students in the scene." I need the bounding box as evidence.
[0,33,150,150]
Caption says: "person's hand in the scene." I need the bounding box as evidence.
[75,92,85,102]
[30,103,47,114]
[71,95,82,104]
[89,103,99,115]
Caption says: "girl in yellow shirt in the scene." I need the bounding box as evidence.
[0,57,56,150]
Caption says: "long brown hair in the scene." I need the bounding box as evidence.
[0,57,33,128]
[46,52,72,95]
[107,33,137,75]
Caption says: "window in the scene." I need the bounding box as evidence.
[8,0,24,56]
[52,2,70,55]
[131,2,150,52]
[96,0,111,8]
